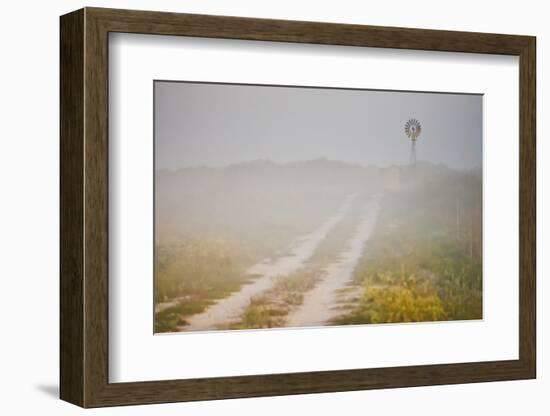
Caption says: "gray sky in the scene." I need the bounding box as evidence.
[155,81,482,170]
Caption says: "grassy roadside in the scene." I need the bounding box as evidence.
[154,236,259,333]
[332,174,482,325]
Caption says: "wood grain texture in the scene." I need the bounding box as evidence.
[83,10,110,406]
[59,8,84,407]
[59,7,537,408]
[518,38,536,375]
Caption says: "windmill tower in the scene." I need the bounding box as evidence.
[404,119,421,166]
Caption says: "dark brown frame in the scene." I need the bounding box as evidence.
[60,7,536,408]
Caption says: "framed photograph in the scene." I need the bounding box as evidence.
[60,7,536,407]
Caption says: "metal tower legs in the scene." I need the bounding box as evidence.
[409,139,417,166]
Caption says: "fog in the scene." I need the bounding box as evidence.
[155,81,482,171]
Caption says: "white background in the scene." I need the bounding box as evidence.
[0,0,546,414]
[110,34,519,382]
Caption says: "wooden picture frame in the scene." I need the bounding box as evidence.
[60,7,536,408]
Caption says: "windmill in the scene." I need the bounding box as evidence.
[404,118,421,166]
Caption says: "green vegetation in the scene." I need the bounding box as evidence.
[231,268,321,329]
[334,172,482,325]
[155,299,214,333]
[154,236,255,332]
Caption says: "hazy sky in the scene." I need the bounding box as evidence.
[155,81,482,170]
